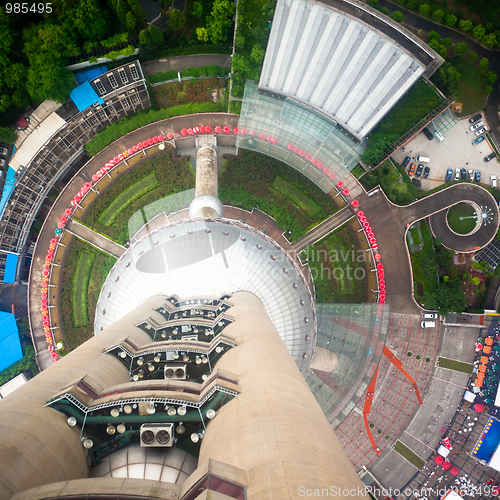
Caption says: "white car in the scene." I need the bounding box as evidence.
[469,169,474,181]
[421,321,436,328]
[470,121,484,131]
[476,126,488,136]
[454,168,460,181]
[423,313,438,319]
[492,175,497,188]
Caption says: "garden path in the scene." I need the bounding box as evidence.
[66,221,125,259]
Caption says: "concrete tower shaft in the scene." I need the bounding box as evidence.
[184,291,368,499]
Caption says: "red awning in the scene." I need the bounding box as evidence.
[16,117,29,130]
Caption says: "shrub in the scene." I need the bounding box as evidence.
[0,346,38,385]
[468,51,477,61]
[454,43,467,55]
[432,9,444,21]
[473,25,486,40]
[459,19,473,31]
[391,11,404,22]
[480,57,489,69]
[381,6,389,15]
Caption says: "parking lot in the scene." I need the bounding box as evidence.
[391,113,499,191]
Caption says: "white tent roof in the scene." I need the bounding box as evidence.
[10,111,66,172]
[494,383,500,407]
[489,445,500,472]
[464,390,476,402]
[260,0,425,140]
[0,373,27,399]
[437,445,450,457]
[441,490,462,500]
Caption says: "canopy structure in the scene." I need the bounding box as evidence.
[70,81,104,112]
[0,311,22,371]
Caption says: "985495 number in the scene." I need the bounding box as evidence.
[5,3,52,14]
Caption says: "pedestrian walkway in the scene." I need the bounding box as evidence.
[293,206,353,253]
[66,221,125,259]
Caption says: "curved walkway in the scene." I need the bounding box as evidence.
[28,113,238,369]
[379,0,500,144]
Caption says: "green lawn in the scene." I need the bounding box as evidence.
[72,251,95,327]
[393,441,425,469]
[410,228,421,245]
[61,239,116,349]
[98,172,159,227]
[351,164,365,178]
[450,57,488,115]
[271,175,321,217]
[410,219,438,301]
[437,357,474,374]
[447,203,477,235]
[229,101,242,114]
[305,224,366,303]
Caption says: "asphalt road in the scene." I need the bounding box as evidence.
[379,0,500,144]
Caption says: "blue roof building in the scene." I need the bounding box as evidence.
[0,311,22,371]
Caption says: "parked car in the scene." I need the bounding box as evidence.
[484,152,497,162]
[475,170,481,182]
[402,156,411,168]
[423,313,438,319]
[469,169,474,181]
[415,164,423,177]
[469,114,482,123]
[0,147,8,156]
[476,126,488,136]
[421,321,436,328]
[472,136,485,146]
[445,169,453,181]
[0,159,4,167]
[460,168,467,180]
[423,127,434,141]
[470,121,484,131]
[454,168,460,181]
[492,175,497,188]
[409,163,416,176]
[423,166,430,178]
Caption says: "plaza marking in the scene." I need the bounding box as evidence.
[431,376,466,389]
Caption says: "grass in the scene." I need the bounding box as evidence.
[60,239,116,349]
[437,356,474,374]
[368,80,443,146]
[410,219,438,301]
[72,251,95,327]
[271,175,321,217]
[351,164,365,178]
[393,441,425,469]
[229,100,242,114]
[143,46,232,61]
[152,78,226,109]
[82,155,195,244]
[98,172,159,227]
[410,227,421,245]
[447,203,476,234]
[449,57,488,115]
[304,223,366,303]
[219,151,338,242]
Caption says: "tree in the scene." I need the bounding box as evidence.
[234,33,245,50]
[168,9,187,31]
[480,57,489,69]
[486,71,498,84]
[445,14,457,27]
[485,85,493,94]
[473,24,486,39]
[459,19,473,31]
[454,42,467,55]
[192,1,203,17]
[250,44,265,64]
[434,237,441,246]
[0,127,16,144]
[196,27,209,42]
[428,39,447,58]
[148,25,164,45]
[419,4,431,15]
[422,278,467,314]
[472,276,481,285]
[116,0,128,24]
[468,51,477,61]
[381,7,389,15]
[391,11,403,22]
[432,9,444,21]
[432,62,460,97]
[126,11,137,31]
[361,139,391,166]
[483,33,498,46]
[407,0,417,8]
[204,0,234,44]
[428,30,441,41]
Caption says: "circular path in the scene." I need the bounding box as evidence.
[428,187,498,252]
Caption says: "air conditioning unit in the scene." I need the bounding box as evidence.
[140,423,174,447]
[164,364,187,380]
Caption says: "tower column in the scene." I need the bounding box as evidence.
[189,291,368,499]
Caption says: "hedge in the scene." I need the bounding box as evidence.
[98,172,159,227]
[72,251,95,327]
[85,102,226,157]
[0,346,38,386]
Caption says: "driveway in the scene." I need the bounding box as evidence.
[391,113,497,190]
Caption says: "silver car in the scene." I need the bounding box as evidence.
[476,126,488,136]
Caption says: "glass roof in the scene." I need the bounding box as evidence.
[306,302,390,429]
[236,81,365,198]
[95,219,316,374]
